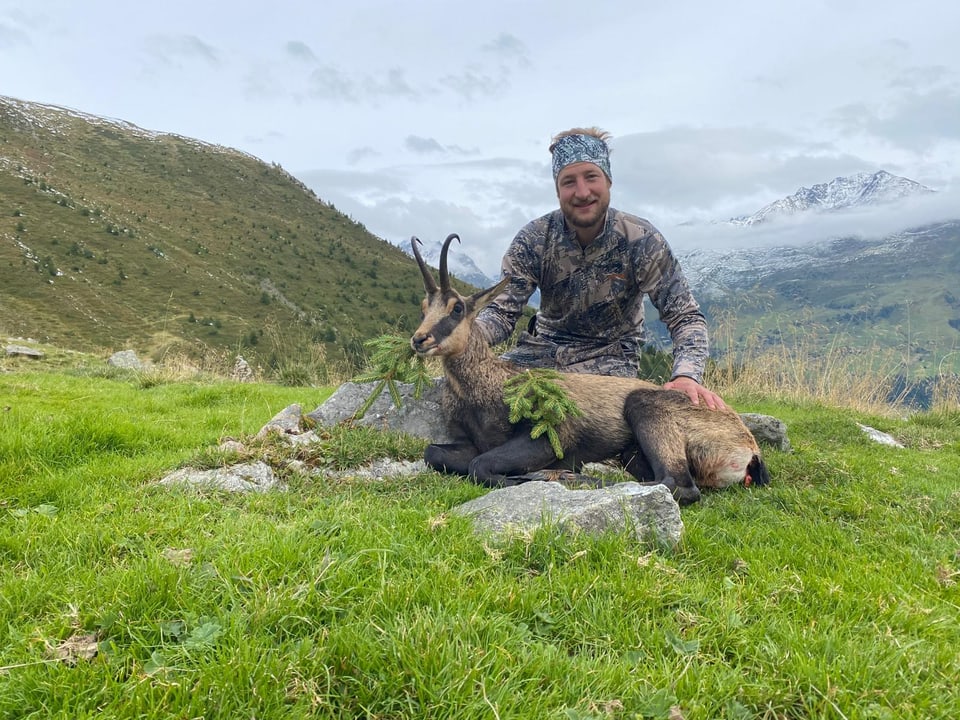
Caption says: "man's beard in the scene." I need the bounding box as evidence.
[564,199,608,229]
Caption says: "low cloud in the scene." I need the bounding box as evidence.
[0,21,30,49]
[307,65,359,102]
[362,67,420,101]
[144,34,220,67]
[402,136,481,157]
[481,32,531,68]
[438,68,503,101]
[285,40,318,64]
[346,146,381,165]
[666,188,960,253]
[405,135,445,154]
[832,85,960,151]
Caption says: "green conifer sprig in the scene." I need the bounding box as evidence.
[503,369,583,459]
[352,334,432,419]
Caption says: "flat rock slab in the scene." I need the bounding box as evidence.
[159,461,281,493]
[5,345,43,359]
[452,481,683,547]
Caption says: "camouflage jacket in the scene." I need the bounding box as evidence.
[475,207,709,383]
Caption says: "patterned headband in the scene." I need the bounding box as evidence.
[551,134,612,183]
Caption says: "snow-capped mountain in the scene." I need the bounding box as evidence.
[728,170,934,226]
[413,238,498,289]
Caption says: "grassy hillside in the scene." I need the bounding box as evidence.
[0,96,428,372]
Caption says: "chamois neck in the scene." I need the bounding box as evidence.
[442,326,513,397]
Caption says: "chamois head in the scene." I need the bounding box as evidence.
[410,233,509,358]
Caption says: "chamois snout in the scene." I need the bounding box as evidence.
[410,331,436,355]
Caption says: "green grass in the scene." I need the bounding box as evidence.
[1,369,959,719]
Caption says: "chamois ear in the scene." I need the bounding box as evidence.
[467,275,511,314]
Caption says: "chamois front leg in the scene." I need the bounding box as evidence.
[467,433,560,488]
[624,389,702,506]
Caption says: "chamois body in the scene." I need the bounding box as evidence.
[411,234,769,505]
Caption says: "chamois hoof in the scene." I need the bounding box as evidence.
[665,477,701,506]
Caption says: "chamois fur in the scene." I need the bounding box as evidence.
[410,233,769,505]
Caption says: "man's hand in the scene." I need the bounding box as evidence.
[663,376,727,411]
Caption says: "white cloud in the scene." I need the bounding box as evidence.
[0,20,28,49]
[143,34,220,67]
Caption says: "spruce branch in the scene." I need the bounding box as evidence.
[503,369,583,459]
[352,334,431,420]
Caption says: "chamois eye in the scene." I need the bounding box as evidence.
[452,301,464,317]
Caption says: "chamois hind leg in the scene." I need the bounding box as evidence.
[623,389,702,506]
[467,433,561,488]
[424,440,480,476]
[619,446,654,481]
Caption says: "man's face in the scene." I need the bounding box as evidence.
[556,162,611,232]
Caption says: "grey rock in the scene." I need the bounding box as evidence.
[159,461,281,493]
[5,345,43,359]
[856,423,904,448]
[232,355,255,382]
[740,413,791,452]
[218,439,247,454]
[325,458,429,480]
[306,380,452,442]
[452,481,683,547]
[107,350,143,370]
[256,403,303,439]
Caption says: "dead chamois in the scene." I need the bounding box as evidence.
[409,233,769,505]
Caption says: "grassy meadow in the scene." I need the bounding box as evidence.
[1,350,959,719]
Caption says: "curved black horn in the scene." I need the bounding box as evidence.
[410,236,438,293]
[439,233,460,292]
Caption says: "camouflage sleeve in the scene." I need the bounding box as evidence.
[475,229,541,345]
[637,230,710,384]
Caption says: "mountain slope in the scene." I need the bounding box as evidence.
[677,224,960,381]
[0,96,427,369]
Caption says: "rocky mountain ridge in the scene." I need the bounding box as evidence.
[727,170,934,226]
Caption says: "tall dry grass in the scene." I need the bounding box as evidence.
[706,312,960,414]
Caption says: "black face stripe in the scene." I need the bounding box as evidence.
[430,314,462,342]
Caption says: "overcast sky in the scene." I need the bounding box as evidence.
[3,0,959,274]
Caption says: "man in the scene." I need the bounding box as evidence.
[475,127,725,410]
